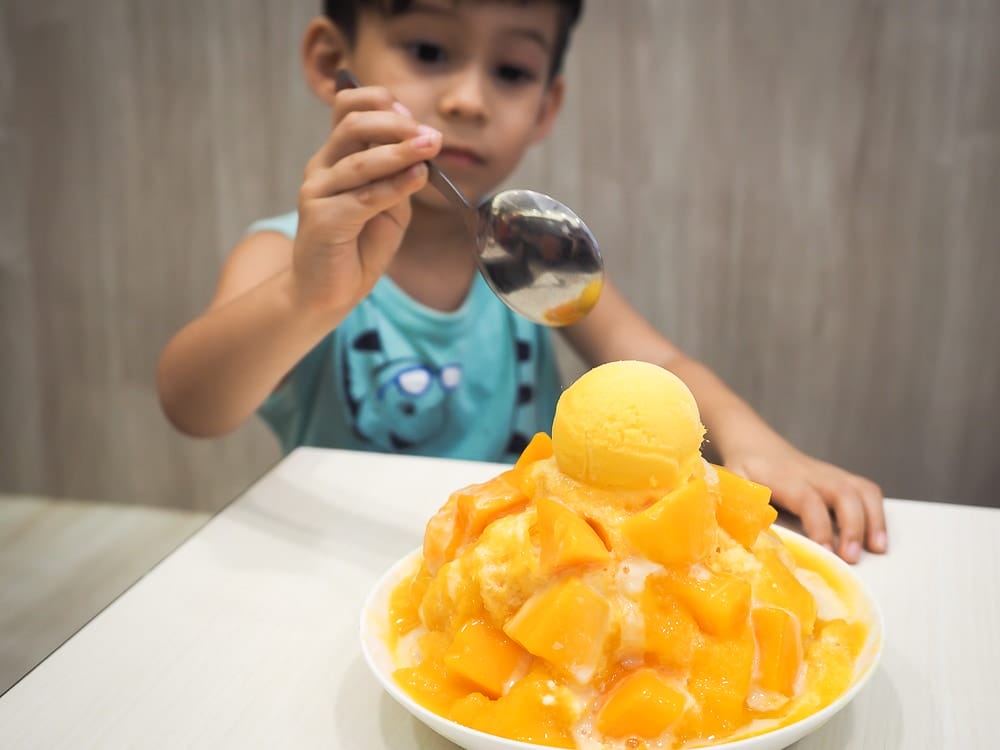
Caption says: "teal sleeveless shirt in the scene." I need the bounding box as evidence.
[249,212,562,462]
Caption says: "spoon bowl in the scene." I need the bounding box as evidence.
[336,70,605,326]
[475,188,604,326]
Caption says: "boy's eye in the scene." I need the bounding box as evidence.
[495,64,538,85]
[406,41,448,65]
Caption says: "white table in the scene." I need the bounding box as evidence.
[0,448,997,749]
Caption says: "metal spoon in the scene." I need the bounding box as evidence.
[335,70,604,327]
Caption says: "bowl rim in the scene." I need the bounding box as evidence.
[359,525,884,750]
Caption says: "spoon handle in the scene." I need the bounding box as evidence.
[334,69,472,212]
[425,164,472,210]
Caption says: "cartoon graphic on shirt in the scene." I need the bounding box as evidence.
[342,329,463,450]
[341,327,541,457]
[504,338,535,455]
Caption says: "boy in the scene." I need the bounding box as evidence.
[157,0,887,562]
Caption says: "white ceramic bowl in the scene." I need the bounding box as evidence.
[360,526,884,750]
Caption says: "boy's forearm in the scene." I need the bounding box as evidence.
[664,356,787,462]
[157,270,345,437]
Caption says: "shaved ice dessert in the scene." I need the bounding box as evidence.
[382,361,874,749]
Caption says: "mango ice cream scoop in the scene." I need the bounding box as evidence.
[381,361,873,749]
[552,360,705,491]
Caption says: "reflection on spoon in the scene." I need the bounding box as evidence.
[335,70,605,327]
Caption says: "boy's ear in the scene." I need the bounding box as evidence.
[301,17,351,105]
[529,76,566,145]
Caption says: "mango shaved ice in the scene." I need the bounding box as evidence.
[386,361,871,749]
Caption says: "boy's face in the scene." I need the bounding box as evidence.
[338,0,565,206]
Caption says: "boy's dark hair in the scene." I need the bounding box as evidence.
[323,0,584,79]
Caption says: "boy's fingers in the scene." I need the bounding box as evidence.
[307,111,429,173]
[301,132,440,200]
[826,483,865,563]
[856,478,888,552]
[339,163,429,229]
[331,86,398,123]
[785,483,836,552]
[308,85,416,170]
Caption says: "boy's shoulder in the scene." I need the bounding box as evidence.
[247,211,298,239]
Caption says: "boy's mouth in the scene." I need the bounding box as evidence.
[437,145,486,168]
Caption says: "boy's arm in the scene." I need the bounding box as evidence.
[157,84,442,438]
[156,231,346,437]
[559,278,887,563]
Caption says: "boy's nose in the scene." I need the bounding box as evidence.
[438,68,489,123]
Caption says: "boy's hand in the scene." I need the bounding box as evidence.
[723,437,888,563]
[292,86,442,314]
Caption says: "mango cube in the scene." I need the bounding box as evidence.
[642,582,699,670]
[444,620,527,699]
[754,549,818,637]
[596,668,686,739]
[751,606,802,697]
[449,666,576,747]
[423,495,461,575]
[418,559,485,634]
[682,631,754,739]
[424,475,527,574]
[515,432,554,471]
[653,568,752,638]
[509,433,554,496]
[712,465,777,548]
[622,477,715,565]
[798,619,861,705]
[456,475,528,540]
[394,632,473,716]
[536,496,610,572]
[504,577,611,683]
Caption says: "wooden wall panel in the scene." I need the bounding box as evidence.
[1,0,997,510]
[524,0,1000,506]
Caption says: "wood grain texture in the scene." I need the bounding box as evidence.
[0,494,208,694]
[525,0,1000,507]
[0,0,997,510]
